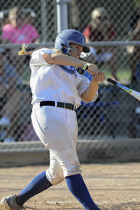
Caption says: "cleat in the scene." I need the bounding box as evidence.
[1,195,25,210]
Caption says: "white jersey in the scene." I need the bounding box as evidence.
[30,48,98,109]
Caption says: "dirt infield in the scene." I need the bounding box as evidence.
[0,163,140,210]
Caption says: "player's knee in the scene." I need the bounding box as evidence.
[58,146,82,177]
[47,174,65,185]
[46,168,65,185]
[51,177,65,185]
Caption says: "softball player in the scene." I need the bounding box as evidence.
[1,29,104,210]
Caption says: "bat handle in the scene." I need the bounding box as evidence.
[104,75,118,85]
[104,75,108,81]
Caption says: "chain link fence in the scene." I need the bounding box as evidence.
[0,0,140,144]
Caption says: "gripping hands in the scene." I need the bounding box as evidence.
[85,63,105,82]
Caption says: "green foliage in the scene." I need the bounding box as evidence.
[101,65,131,81]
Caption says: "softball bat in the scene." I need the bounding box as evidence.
[104,75,140,101]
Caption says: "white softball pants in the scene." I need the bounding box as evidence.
[31,104,82,185]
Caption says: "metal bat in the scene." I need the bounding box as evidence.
[104,75,140,101]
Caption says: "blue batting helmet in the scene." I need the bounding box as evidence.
[54,29,90,55]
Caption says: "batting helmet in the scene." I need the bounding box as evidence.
[54,29,90,55]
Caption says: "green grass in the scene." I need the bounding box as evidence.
[100,65,132,81]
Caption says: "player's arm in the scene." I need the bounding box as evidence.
[43,53,85,67]
[42,53,98,75]
[81,71,105,102]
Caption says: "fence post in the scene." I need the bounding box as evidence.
[41,0,49,42]
[56,0,70,34]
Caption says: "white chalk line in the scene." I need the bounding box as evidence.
[96,201,108,204]
[45,201,108,204]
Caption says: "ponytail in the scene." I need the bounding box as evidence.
[18,44,33,56]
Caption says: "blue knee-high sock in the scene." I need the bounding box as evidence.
[16,171,52,206]
[66,174,100,210]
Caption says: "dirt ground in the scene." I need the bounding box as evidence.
[0,163,140,210]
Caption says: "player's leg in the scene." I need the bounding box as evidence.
[15,171,52,206]
[46,109,100,210]
[2,153,64,210]
[52,145,100,210]
[1,106,100,210]
[1,171,52,209]
[4,106,71,207]
[66,174,100,210]
[46,151,100,210]
[46,150,65,185]
[13,107,72,206]
[33,106,100,209]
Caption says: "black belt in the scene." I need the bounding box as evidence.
[40,101,75,110]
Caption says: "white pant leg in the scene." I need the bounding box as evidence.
[46,150,65,185]
[31,106,82,185]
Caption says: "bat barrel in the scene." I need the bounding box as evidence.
[131,90,140,101]
[104,74,140,101]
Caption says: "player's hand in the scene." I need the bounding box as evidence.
[86,63,98,75]
[92,71,105,82]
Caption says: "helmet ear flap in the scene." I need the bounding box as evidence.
[61,44,70,55]
[61,48,69,54]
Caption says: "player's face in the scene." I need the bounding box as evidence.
[70,43,83,59]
